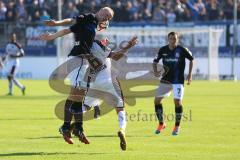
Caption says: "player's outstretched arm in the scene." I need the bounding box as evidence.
[39,28,71,41]
[110,36,138,61]
[44,18,75,26]
[187,60,194,85]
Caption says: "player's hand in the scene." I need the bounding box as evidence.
[122,36,138,50]
[39,32,53,41]
[44,20,57,26]
[128,36,138,47]
[187,74,192,85]
[154,71,161,77]
[97,21,109,31]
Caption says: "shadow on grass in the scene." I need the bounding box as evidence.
[0,95,64,100]
[0,152,110,157]
[0,118,56,121]
[27,134,154,140]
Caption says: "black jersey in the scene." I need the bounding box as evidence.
[68,13,98,57]
[153,45,194,84]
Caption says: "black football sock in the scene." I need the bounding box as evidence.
[175,105,183,126]
[63,99,74,128]
[94,105,101,118]
[155,104,164,125]
[72,101,83,132]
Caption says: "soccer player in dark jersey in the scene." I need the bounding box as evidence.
[152,32,194,135]
[44,7,114,74]
[40,7,113,144]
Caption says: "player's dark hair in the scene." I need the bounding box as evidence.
[168,32,178,38]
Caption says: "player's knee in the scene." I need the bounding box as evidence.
[68,95,84,102]
[174,99,182,107]
[7,75,13,80]
[154,97,163,105]
[116,107,124,113]
[68,87,86,101]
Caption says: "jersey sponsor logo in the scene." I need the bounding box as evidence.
[164,58,178,62]
[162,54,168,56]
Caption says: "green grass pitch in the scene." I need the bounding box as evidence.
[0,80,239,160]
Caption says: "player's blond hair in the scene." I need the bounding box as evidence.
[101,7,114,17]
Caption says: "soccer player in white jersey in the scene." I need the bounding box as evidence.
[82,36,138,151]
[4,33,26,95]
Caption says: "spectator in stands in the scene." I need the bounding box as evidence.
[175,0,190,22]
[63,2,79,18]
[238,1,240,18]
[152,5,166,22]
[122,1,132,21]
[205,0,221,21]
[0,0,239,23]
[113,1,124,21]
[28,0,40,21]
[15,0,27,22]
[76,0,86,14]
[166,8,176,24]
[131,0,142,21]
[0,1,7,21]
[88,1,98,13]
[5,1,16,22]
[223,0,234,20]
[142,0,153,21]
[194,0,207,21]
[184,0,201,21]
[40,10,50,21]
[32,10,40,22]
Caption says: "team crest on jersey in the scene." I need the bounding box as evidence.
[175,52,180,58]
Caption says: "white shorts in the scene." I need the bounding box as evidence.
[83,77,124,108]
[5,59,19,76]
[68,56,88,89]
[156,83,184,100]
[83,96,101,108]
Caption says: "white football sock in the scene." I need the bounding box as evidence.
[13,78,24,90]
[118,110,127,131]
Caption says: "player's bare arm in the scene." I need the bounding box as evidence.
[187,60,194,85]
[39,29,71,41]
[110,36,138,61]
[44,18,76,26]
[152,62,163,77]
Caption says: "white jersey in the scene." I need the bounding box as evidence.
[84,42,124,108]
[90,42,112,82]
[70,42,112,89]
[4,42,24,75]
[5,42,22,67]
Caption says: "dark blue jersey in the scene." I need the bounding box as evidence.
[153,45,194,84]
[68,13,98,56]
